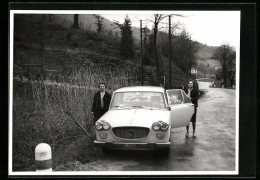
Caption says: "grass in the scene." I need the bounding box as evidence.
[13,82,88,171]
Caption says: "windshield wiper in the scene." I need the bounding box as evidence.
[131,106,165,110]
[111,105,130,110]
[131,106,152,110]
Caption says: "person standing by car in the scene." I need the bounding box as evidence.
[185,79,199,138]
[91,83,111,124]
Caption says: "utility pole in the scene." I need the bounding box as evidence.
[168,15,172,89]
[140,20,143,85]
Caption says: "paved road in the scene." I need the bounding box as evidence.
[55,81,236,172]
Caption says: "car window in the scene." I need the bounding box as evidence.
[167,90,183,105]
[182,91,192,103]
[110,91,166,109]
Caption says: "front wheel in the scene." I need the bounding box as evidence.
[156,147,170,156]
[160,147,170,156]
[102,148,112,154]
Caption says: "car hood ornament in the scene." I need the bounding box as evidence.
[127,129,135,136]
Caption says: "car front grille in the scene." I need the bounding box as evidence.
[112,127,149,139]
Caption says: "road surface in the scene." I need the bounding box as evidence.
[54,81,237,172]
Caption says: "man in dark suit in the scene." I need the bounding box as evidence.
[185,79,199,138]
[91,83,111,124]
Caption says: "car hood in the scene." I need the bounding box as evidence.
[98,109,170,127]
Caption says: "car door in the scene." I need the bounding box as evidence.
[166,89,194,128]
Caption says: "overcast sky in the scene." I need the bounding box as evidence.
[101,11,240,47]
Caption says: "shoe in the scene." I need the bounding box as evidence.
[193,132,196,138]
[186,132,189,138]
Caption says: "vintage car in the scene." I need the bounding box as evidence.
[94,86,194,154]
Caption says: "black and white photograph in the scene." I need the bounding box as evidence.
[9,8,244,176]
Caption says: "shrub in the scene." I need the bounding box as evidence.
[101,43,108,53]
[66,32,72,41]
[17,42,31,50]
[71,41,79,48]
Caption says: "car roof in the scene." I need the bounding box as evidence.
[114,86,165,93]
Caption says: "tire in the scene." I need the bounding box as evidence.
[160,147,170,156]
[162,147,171,156]
[102,148,112,154]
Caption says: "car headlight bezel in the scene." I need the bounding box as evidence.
[95,121,110,130]
[102,122,110,130]
[95,122,103,131]
[160,121,169,131]
[153,121,169,131]
[152,122,161,131]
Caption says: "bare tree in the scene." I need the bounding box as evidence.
[212,43,235,87]
[153,14,168,85]
[71,14,80,29]
[148,14,184,85]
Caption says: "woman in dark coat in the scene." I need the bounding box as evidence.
[91,83,111,123]
[184,79,199,138]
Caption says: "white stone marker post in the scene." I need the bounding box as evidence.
[35,143,52,171]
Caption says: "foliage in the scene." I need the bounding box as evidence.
[142,27,155,65]
[114,15,135,58]
[66,32,72,41]
[226,51,236,86]
[93,15,104,34]
[197,63,208,78]
[212,43,236,87]
[172,30,198,74]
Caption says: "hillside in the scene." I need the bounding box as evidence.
[14,15,136,71]
[55,14,219,61]
[195,42,218,60]
[55,14,141,43]
[13,14,195,87]
[13,14,223,87]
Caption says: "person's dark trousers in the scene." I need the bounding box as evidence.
[93,108,106,125]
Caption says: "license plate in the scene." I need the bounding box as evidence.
[124,144,136,149]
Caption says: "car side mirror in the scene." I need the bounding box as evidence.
[166,106,171,111]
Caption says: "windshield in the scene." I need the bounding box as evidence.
[110,91,166,109]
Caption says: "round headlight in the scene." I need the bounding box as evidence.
[152,122,161,131]
[160,122,169,131]
[103,122,110,130]
[95,122,103,130]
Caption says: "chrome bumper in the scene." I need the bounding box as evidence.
[94,140,170,150]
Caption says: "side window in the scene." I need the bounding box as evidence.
[182,91,191,103]
[167,90,183,105]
